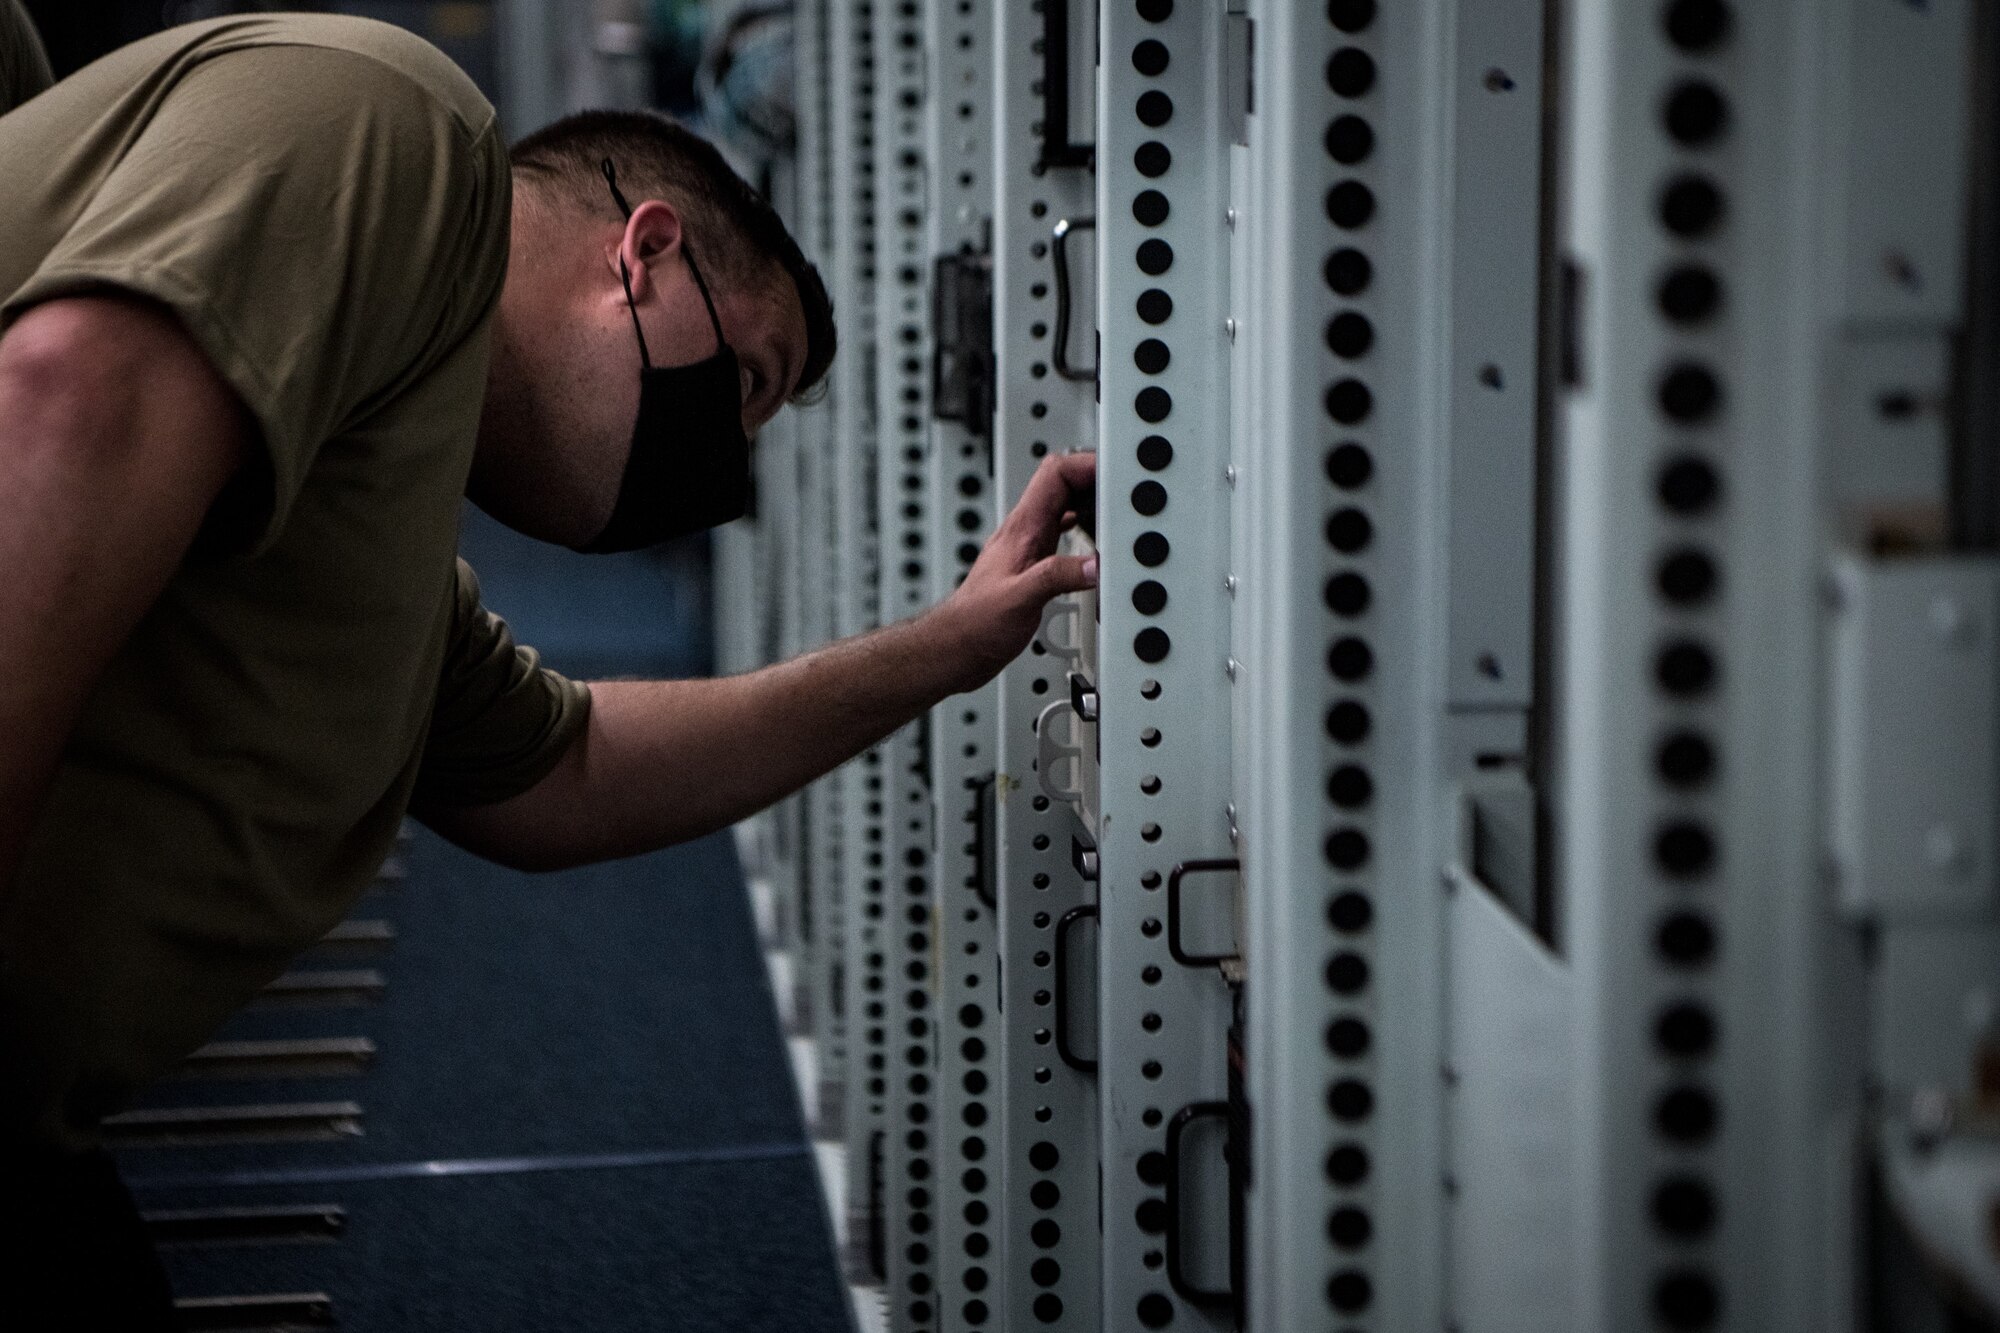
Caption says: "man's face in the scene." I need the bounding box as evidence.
[472,198,809,548]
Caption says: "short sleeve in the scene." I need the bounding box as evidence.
[0,0,53,114]
[0,39,509,552]
[410,560,593,811]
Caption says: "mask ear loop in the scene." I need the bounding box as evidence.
[679,244,728,358]
[601,157,654,371]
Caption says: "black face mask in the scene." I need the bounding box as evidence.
[578,157,752,554]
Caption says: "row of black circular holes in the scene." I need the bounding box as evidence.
[1317,0,1382,1323]
[891,13,936,1330]
[1014,4,1078,1327]
[1645,3,1734,1330]
[939,13,996,1320]
[1126,1,1189,1328]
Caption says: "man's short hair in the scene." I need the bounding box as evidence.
[511,109,835,404]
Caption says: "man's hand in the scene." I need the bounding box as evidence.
[930,450,1098,691]
[428,449,1099,871]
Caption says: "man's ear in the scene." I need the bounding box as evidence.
[613,199,684,302]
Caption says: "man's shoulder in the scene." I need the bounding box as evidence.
[174,13,496,143]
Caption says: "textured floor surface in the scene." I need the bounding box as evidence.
[118,510,850,1332]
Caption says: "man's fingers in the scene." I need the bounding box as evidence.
[1009,450,1097,543]
[1033,552,1099,600]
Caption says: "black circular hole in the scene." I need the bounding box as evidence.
[1136,1151,1168,1186]
[1325,572,1372,616]
[1326,378,1373,424]
[1134,190,1170,226]
[1655,820,1717,879]
[1327,442,1374,488]
[1327,637,1374,681]
[1656,913,1718,969]
[1135,1199,1167,1234]
[1030,1179,1060,1208]
[1136,1294,1175,1328]
[1328,0,1376,32]
[1325,114,1375,164]
[1326,1018,1372,1058]
[1032,1293,1062,1324]
[1658,265,1722,325]
[1664,0,1732,53]
[1136,88,1175,128]
[1137,239,1174,274]
[1133,580,1168,615]
[1138,435,1174,470]
[1327,47,1377,97]
[1652,1176,1718,1239]
[1328,890,1373,933]
[1135,628,1172,663]
[967,1298,989,1324]
[1656,639,1718,697]
[1328,1205,1373,1248]
[1664,80,1729,146]
[1031,1218,1061,1247]
[1326,181,1377,229]
[1031,1257,1062,1287]
[1328,1078,1374,1121]
[1328,1269,1374,1312]
[1657,548,1718,605]
[1326,508,1374,553]
[1326,312,1375,359]
[1656,1001,1718,1057]
[1658,455,1721,515]
[1325,247,1373,295]
[1659,361,1722,424]
[1134,531,1170,567]
[1325,828,1371,870]
[1655,1085,1719,1144]
[1656,730,1716,788]
[1653,1268,1722,1331]
[1326,700,1372,745]
[1327,764,1373,807]
[1660,174,1725,238]
[1135,141,1172,177]
[1029,1141,1060,1170]
[1137,0,1172,22]
[1137,289,1174,324]
[1132,39,1170,76]
[1325,952,1370,993]
[1135,338,1172,374]
[1136,387,1173,422]
[1326,1143,1371,1185]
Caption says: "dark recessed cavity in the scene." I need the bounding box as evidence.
[1135,387,1172,422]
[1653,1269,1722,1331]
[1325,828,1372,870]
[1657,548,1719,605]
[1327,764,1373,807]
[1133,190,1170,226]
[1326,1143,1370,1185]
[1656,1001,1718,1057]
[1664,80,1729,146]
[1327,312,1374,358]
[1658,455,1721,514]
[1326,1017,1372,1058]
[1327,637,1374,681]
[1327,180,1377,229]
[1137,435,1174,470]
[1135,338,1171,374]
[1656,912,1718,968]
[1328,890,1374,933]
[1665,0,1732,53]
[1325,572,1372,616]
[1326,507,1374,553]
[1326,379,1374,424]
[1655,1085,1719,1144]
[1326,952,1370,993]
[1660,174,1725,238]
[1658,265,1722,324]
[1656,730,1717,788]
[1137,289,1174,324]
[1326,700,1372,745]
[1328,1079,1374,1121]
[1132,40,1170,77]
[1135,141,1171,177]
[1325,247,1373,295]
[1656,639,1718,697]
[1328,0,1376,34]
[1327,47,1377,98]
[1659,362,1722,424]
[1134,628,1171,663]
[1136,90,1173,128]
[1326,115,1375,164]
[1137,239,1174,275]
[1327,442,1374,488]
[1652,1176,1719,1238]
[1131,481,1168,516]
[1134,532,1170,566]
[1654,820,1717,879]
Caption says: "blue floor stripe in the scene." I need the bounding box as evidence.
[131,1139,811,1191]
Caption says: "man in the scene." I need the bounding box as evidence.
[0,10,1096,1326]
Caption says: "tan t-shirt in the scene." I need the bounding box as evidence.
[0,15,590,1146]
[0,0,52,113]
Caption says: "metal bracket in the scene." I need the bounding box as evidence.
[1167,858,1243,968]
[1055,904,1100,1072]
[1165,1100,1235,1309]
[1052,217,1100,384]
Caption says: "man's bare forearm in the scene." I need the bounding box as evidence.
[428,451,1099,873]
[0,297,248,892]
[430,606,981,870]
